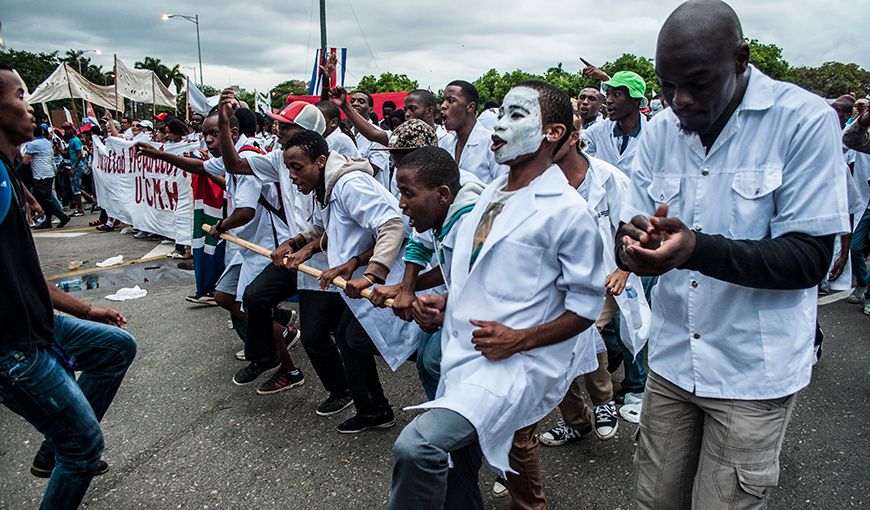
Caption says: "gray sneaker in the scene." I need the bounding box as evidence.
[848,287,867,304]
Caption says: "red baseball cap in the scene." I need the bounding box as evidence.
[61,121,75,129]
[266,101,326,135]
[154,112,168,121]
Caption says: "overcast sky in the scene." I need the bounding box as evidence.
[3,0,868,94]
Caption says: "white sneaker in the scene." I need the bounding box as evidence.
[492,477,509,498]
[235,348,246,361]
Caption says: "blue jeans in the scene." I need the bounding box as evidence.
[70,167,83,195]
[0,315,136,510]
[389,408,484,510]
[416,329,442,401]
[850,207,870,298]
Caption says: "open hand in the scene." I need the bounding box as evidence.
[89,306,127,328]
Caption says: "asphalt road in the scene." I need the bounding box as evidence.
[1,216,868,509]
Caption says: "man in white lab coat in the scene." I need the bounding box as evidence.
[387,81,605,509]
[618,2,850,508]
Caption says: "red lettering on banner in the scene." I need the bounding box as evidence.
[165,181,179,209]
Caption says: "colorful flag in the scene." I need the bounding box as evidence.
[190,173,226,298]
[307,47,347,95]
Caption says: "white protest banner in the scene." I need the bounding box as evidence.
[92,136,197,244]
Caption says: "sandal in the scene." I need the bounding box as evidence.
[89,219,103,226]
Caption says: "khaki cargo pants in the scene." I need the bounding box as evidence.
[635,371,797,510]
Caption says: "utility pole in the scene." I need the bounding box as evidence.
[319,0,328,100]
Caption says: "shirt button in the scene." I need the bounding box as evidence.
[692,333,701,340]
[452,330,459,338]
[693,224,703,232]
[690,280,698,288]
[701,167,710,176]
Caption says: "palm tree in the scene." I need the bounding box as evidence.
[164,64,185,94]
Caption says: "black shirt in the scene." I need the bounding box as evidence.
[0,154,54,353]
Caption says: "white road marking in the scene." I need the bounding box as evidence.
[818,290,852,306]
[32,232,88,238]
[142,243,176,259]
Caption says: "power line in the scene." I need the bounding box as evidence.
[344,0,382,75]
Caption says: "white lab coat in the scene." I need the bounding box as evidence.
[318,153,420,369]
[410,165,606,474]
[581,154,651,357]
[582,115,647,176]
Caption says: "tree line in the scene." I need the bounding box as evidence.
[3,38,867,118]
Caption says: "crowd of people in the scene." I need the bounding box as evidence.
[2,0,869,509]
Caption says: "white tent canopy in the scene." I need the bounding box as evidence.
[27,63,119,110]
[114,57,176,109]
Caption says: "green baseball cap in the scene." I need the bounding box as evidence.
[602,71,648,109]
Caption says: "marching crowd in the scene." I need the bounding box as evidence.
[2,1,869,509]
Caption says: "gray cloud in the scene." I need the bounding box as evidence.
[4,0,867,93]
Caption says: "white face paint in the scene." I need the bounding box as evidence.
[492,87,545,164]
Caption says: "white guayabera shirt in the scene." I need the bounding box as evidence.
[622,66,851,400]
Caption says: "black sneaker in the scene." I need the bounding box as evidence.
[32,221,53,230]
[538,421,593,447]
[31,443,109,478]
[71,210,85,217]
[592,401,619,440]
[56,216,71,228]
[316,392,354,416]
[256,369,305,395]
[336,408,395,434]
[232,361,279,386]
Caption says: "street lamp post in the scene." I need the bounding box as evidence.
[162,14,203,86]
[77,49,101,114]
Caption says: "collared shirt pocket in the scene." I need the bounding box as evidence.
[645,176,682,218]
[729,168,782,239]
[483,239,544,302]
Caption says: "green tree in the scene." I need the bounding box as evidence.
[0,48,60,91]
[354,72,419,94]
[60,50,107,85]
[793,62,870,98]
[271,79,309,106]
[473,68,540,107]
[747,39,793,81]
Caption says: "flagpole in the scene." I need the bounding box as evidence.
[319,0,328,100]
[114,54,120,115]
[62,63,81,126]
[151,75,156,120]
[186,77,190,122]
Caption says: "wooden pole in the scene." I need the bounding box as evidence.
[113,54,120,115]
[202,224,395,307]
[62,63,81,126]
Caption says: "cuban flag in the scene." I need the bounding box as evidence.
[308,47,347,95]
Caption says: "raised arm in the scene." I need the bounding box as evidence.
[217,90,254,175]
[329,87,389,146]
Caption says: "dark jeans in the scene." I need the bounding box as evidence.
[243,263,298,365]
[32,177,68,222]
[603,314,648,394]
[298,290,348,395]
[243,264,349,395]
[0,315,137,510]
[335,303,390,416]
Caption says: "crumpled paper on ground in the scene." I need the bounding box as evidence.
[96,255,124,267]
[105,285,147,301]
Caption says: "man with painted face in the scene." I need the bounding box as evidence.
[617,1,850,507]
[387,81,605,509]
[438,80,507,184]
[581,71,648,176]
[577,87,604,129]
